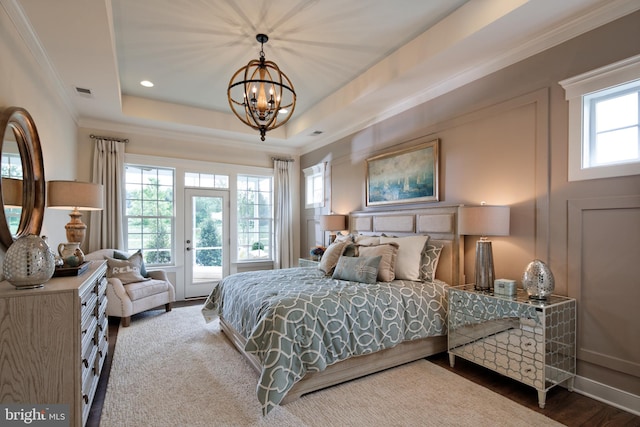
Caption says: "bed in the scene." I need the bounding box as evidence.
[202,206,463,415]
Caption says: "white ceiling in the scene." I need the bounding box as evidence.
[6,0,640,153]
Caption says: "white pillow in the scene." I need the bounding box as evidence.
[379,235,429,281]
[354,235,380,245]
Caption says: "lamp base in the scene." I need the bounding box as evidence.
[474,240,495,291]
[65,208,86,243]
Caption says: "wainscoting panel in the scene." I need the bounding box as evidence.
[568,195,640,379]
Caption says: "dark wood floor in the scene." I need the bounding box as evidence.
[88,303,639,427]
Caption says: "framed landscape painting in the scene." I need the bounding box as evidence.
[366,139,439,206]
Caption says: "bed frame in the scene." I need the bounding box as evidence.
[220,205,464,405]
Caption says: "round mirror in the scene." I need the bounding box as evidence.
[0,107,46,250]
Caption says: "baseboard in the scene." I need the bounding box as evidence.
[574,375,640,416]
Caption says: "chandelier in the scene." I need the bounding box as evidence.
[227,34,296,141]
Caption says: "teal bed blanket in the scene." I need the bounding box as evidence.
[202,267,448,415]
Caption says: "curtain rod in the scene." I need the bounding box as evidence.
[272,157,294,162]
[90,134,129,143]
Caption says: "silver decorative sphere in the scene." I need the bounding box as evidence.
[522,259,554,300]
[3,234,56,289]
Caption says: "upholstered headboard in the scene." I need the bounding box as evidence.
[349,205,464,286]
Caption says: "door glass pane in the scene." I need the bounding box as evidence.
[191,196,223,284]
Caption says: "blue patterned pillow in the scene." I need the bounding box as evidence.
[419,243,443,282]
[332,255,382,284]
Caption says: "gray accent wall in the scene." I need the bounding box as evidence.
[301,11,640,402]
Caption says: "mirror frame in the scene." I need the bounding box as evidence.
[0,107,46,250]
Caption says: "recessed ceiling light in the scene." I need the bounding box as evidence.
[140,80,154,88]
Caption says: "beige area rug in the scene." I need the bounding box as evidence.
[101,305,564,427]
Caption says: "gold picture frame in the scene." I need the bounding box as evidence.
[366,139,439,206]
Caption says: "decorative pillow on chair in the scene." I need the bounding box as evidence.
[332,255,381,284]
[379,235,430,281]
[114,249,149,278]
[318,241,349,275]
[105,255,149,285]
[420,242,443,282]
[356,243,399,282]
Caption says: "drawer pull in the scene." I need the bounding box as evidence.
[82,328,88,335]
[82,358,89,368]
[525,368,532,373]
[83,394,89,404]
[82,301,88,307]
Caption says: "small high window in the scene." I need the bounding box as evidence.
[560,54,640,181]
[303,163,325,208]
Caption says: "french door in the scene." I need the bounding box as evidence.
[184,189,229,298]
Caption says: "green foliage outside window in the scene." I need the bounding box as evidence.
[125,166,174,265]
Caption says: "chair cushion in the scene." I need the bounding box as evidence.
[124,279,170,301]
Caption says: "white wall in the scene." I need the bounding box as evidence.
[0,3,78,257]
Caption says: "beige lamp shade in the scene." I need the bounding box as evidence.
[47,181,104,243]
[319,214,346,232]
[2,177,23,208]
[47,181,104,210]
[319,214,347,244]
[458,205,510,237]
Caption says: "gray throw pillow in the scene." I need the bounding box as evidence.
[114,249,149,278]
[105,255,149,285]
[332,255,382,284]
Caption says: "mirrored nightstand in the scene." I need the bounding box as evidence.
[447,284,576,409]
[299,258,320,267]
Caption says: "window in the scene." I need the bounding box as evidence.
[184,172,229,189]
[125,165,175,265]
[237,175,272,261]
[560,54,640,181]
[585,83,639,167]
[303,162,325,208]
[1,152,22,234]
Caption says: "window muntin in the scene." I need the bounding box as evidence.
[237,175,272,261]
[125,165,175,265]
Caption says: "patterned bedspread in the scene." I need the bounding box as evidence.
[201,267,448,415]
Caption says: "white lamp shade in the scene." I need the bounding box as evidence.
[47,181,104,210]
[458,205,510,237]
[319,214,346,231]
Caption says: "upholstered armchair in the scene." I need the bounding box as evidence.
[84,249,175,327]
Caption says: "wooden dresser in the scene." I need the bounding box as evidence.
[0,260,108,427]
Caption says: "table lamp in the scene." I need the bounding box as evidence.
[458,204,510,291]
[47,181,104,243]
[319,213,346,245]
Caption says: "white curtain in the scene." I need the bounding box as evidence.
[273,159,294,269]
[88,138,125,252]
